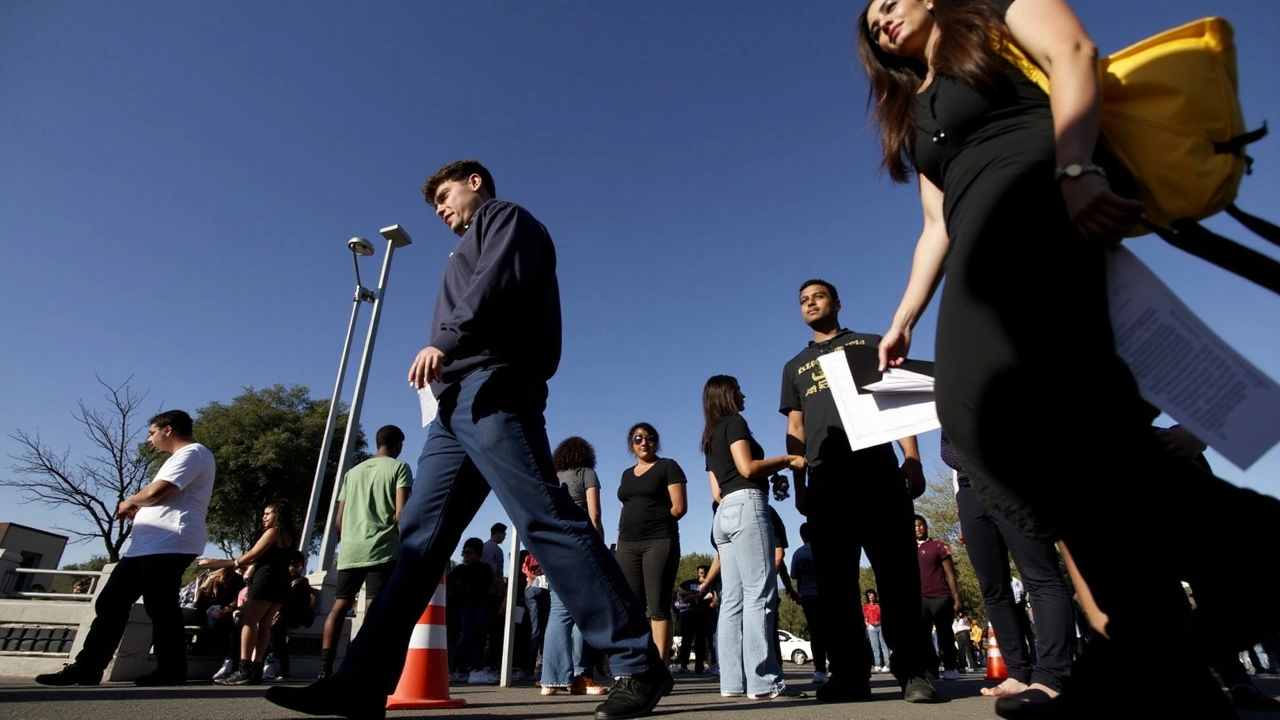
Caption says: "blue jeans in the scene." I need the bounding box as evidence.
[524,584,550,670]
[712,489,782,696]
[453,604,491,672]
[337,367,660,692]
[867,624,890,667]
[540,584,597,686]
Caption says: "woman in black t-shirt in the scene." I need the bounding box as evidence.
[615,422,687,665]
[701,375,806,698]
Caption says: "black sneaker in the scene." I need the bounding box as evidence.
[1229,684,1280,713]
[815,675,871,703]
[135,667,187,687]
[35,663,102,687]
[903,675,941,703]
[215,667,255,686]
[265,676,387,720]
[593,665,673,720]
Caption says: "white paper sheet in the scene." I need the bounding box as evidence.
[419,387,438,428]
[861,368,936,394]
[818,351,941,452]
[1106,247,1280,470]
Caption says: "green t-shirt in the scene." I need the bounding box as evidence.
[336,455,413,569]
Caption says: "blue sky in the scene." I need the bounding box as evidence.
[3,1,1278,572]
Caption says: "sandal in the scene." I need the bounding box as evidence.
[981,678,1029,698]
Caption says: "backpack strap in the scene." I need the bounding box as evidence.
[1213,121,1268,158]
[1225,203,1280,248]
[1144,218,1280,295]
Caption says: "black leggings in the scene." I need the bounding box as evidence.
[615,537,679,621]
[956,484,1072,690]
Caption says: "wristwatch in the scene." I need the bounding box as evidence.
[1054,163,1108,182]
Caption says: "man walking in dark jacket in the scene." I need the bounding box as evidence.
[267,159,670,720]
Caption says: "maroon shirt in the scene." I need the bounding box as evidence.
[917,538,952,599]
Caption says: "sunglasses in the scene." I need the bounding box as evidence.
[632,434,656,445]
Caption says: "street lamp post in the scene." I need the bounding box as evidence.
[316,224,413,571]
[298,238,377,553]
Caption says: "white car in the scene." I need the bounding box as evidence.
[778,629,813,665]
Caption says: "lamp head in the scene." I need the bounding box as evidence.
[347,237,375,256]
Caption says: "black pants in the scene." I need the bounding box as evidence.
[956,484,1072,690]
[676,608,713,671]
[75,553,196,673]
[806,465,933,683]
[799,595,827,673]
[921,595,958,672]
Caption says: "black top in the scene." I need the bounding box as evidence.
[427,198,562,397]
[447,561,495,607]
[704,415,768,498]
[780,329,900,474]
[617,457,687,542]
[768,506,788,550]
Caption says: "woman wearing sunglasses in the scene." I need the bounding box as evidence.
[615,422,687,666]
[701,375,806,699]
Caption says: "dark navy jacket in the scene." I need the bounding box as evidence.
[427,198,561,396]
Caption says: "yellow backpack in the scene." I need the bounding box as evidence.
[1001,17,1280,295]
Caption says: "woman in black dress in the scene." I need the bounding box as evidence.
[615,422,687,665]
[855,0,1280,716]
[199,501,297,685]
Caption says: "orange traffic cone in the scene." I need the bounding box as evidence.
[984,623,1008,681]
[386,574,466,710]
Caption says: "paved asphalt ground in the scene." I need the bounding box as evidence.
[2,670,1279,720]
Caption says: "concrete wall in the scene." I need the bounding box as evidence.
[0,566,356,682]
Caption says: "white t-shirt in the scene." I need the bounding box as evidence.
[123,443,217,557]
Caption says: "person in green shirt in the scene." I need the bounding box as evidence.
[318,424,413,678]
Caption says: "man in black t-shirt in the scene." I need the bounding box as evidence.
[779,279,939,705]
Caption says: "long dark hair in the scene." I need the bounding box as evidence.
[266,501,297,549]
[855,0,1010,182]
[701,375,742,456]
[553,436,597,472]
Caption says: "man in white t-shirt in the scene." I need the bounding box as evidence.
[35,409,216,688]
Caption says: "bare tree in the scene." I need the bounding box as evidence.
[3,377,156,562]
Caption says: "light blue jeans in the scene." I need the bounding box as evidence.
[540,584,596,687]
[712,489,782,696]
[867,624,890,667]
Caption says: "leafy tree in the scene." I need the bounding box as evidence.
[195,384,364,554]
[3,377,157,562]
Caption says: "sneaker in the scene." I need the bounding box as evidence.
[136,667,187,687]
[571,676,609,695]
[670,665,691,675]
[815,676,872,703]
[265,676,388,720]
[942,669,961,681]
[215,664,255,687]
[903,675,941,704]
[1230,684,1280,712]
[468,668,498,685]
[212,658,235,681]
[748,684,806,699]
[812,671,827,684]
[316,666,332,681]
[34,663,102,687]
[706,664,719,676]
[721,691,747,698]
[263,657,280,681]
[541,685,566,696]
[593,665,673,720]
